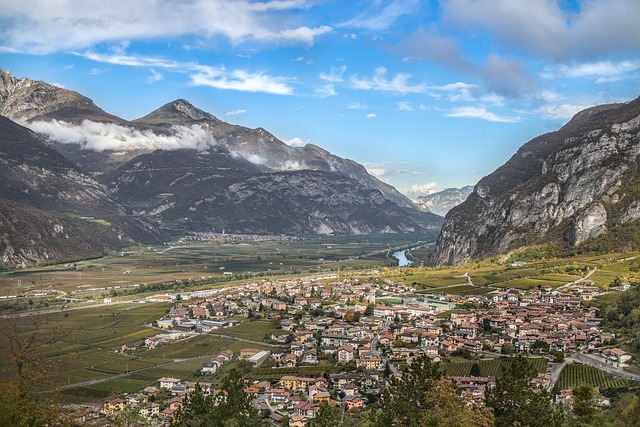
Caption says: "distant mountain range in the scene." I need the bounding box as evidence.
[0,69,442,267]
[415,186,473,216]
[433,96,640,265]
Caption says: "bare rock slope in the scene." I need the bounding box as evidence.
[433,98,640,265]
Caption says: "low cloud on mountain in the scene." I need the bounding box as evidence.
[27,120,217,152]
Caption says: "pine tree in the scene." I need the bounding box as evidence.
[486,355,564,427]
[572,385,596,424]
[374,356,492,427]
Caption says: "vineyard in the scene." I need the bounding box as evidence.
[556,364,632,390]
[443,357,547,377]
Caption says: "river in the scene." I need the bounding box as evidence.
[392,250,413,267]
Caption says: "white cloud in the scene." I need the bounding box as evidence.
[340,0,419,31]
[278,26,332,45]
[366,113,377,119]
[364,165,387,177]
[50,82,66,89]
[347,102,368,110]
[397,102,413,111]
[595,76,623,84]
[536,103,592,120]
[351,67,426,94]
[79,50,295,95]
[276,160,307,171]
[285,137,307,147]
[542,60,640,79]
[315,84,337,98]
[226,109,247,117]
[293,56,313,64]
[447,106,521,123]
[319,65,347,82]
[90,68,106,75]
[364,162,427,179]
[399,182,438,197]
[28,120,217,152]
[191,68,293,95]
[0,0,332,53]
[147,68,163,84]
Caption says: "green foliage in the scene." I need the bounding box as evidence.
[373,356,493,427]
[308,402,340,427]
[572,385,597,424]
[486,355,564,427]
[171,369,269,427]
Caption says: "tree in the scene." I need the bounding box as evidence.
[0,314,70,426]
[531,340,550,354]
[373,356,492,427]
[470,362,481,377]
[486,355,564,427]
[572,385,596,424]
[501,342,515,355]
[172,369,268,427]
[419,380,493,427]
[308,402,340,427]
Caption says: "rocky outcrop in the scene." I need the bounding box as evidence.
[432,97,640,265]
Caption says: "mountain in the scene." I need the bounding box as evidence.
[0,69,442,250]
[416,186,473,216]
[0,116,163,268]
[432,97,640,265]
[0,69,423,211]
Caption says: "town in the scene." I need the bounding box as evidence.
[68,272,638,425]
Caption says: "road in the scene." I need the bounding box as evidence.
[546,359,567,391]
[557,267,598,291]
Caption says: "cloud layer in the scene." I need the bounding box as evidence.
[1,0,331,54]
[28,120,217,152]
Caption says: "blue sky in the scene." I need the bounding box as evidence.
[1,0,639,197]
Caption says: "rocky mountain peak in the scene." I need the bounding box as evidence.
[134,99,219,125]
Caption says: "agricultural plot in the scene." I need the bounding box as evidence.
[424,285,494,295]
[442,358,547,378]
[556,364,632,390]
[218,320,279,342]
[0,234,424,296]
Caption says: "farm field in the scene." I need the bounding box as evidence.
[556,363,633,390]
[442,357,547,377]
[0,234,425,297]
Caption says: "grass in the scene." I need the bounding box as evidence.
[217,320,279,342]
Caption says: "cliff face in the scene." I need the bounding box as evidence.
[432,98,640,265]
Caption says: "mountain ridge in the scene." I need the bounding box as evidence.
[432,97,640,265]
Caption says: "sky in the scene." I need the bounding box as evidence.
[1,0,639,198]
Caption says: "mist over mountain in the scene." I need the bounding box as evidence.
[432,97,640,266]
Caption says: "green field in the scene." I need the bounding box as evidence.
[556,363,633,390]
[0,234,428,297]
[442,357,547,377]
